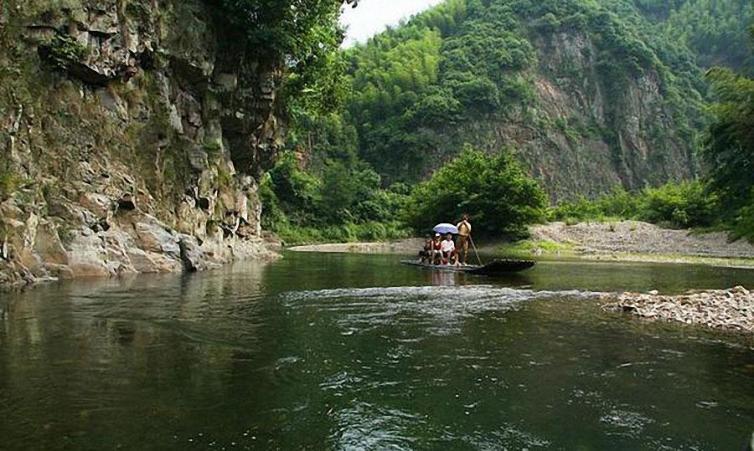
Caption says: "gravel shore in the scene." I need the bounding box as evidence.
[531,221,754,258]
[603,287,754,333]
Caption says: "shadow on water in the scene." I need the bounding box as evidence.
[0,252,753,450]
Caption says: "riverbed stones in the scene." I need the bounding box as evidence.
[603,287,754,333]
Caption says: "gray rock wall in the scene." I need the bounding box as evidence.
[0,0,280,289]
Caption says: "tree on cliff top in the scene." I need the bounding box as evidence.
[209,0,358,116]
[211,0,356,58]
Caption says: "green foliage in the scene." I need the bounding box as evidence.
[319,160,381,221]
[260,150,411,242]
[208,0,348,60]
[203,140,222,159]
[0,172,21,201]
[404,146,547,237]
[208,0,354,118]
[639,181,719,227]
[703,66,754,211]
[342,1,545,182]
[338,0,717,184]
[272,220,411,245]
[549,181,720,228]
[264,152,322,224]
[42,34,88,71]
[701,29,754,241]
[549,196,612,223]
[637,0,754,71]
[732,193,754,242]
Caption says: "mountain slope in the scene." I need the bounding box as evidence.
[342,0,749,200]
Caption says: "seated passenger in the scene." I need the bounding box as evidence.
[440,233,458,265]
[418,234,432,263]
[431,233,443,265]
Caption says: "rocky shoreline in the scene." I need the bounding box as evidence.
[0,1,287,291]
[603,287,754,334]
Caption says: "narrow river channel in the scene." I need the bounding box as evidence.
[1,252,753,450]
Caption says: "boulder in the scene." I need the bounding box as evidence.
[127,248,182,273]
[64,229,109,274]
[134,217,180,258]
[79,192,113,218]
[178,234,207,272]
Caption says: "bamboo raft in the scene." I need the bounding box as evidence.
[401,259,535,275]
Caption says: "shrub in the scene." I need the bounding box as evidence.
[41,34,88,71]
[0,172,20,201]
[549,196,603,222]
[731,191,754,243]
[266,152,321,219]
[637,181,719,228]
[404,146,547,237]
[548,181,719,229]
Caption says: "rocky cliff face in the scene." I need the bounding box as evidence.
[0,0,282,289]
[439,30,697,201]
[528,30,695,199]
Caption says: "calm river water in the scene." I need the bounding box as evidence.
[1,252,754,450]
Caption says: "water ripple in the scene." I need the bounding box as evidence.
[281,286,602,336]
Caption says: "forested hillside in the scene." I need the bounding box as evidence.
[632,0,753,70]
[261,0,753,242]
[343,0,718,196]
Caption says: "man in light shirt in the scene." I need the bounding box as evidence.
[440,233,457,265]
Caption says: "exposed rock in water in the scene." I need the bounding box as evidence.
[603,287,754,333]
[0,0,281,290]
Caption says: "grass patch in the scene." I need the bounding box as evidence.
[0,172,21,200]
[499,239,576,257]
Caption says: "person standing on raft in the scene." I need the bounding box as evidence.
[456,214,472,265]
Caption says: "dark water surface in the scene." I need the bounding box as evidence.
[2,252,754,450]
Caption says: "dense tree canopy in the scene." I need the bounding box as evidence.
[404,147,548,237]
[207,0,358,117]
[631,0,754,70]
[702,27,754,239]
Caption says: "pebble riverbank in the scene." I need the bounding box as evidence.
[532,221,754,259]
[603,286,754,333]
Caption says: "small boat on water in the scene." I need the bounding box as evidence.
[401,259,535,275]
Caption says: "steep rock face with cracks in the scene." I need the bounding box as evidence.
[0,0,283,289]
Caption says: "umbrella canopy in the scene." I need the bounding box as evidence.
[433,223,459,235]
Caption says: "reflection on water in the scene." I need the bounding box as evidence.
[0,252,753,450]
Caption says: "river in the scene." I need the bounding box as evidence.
[1,252,753,450]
